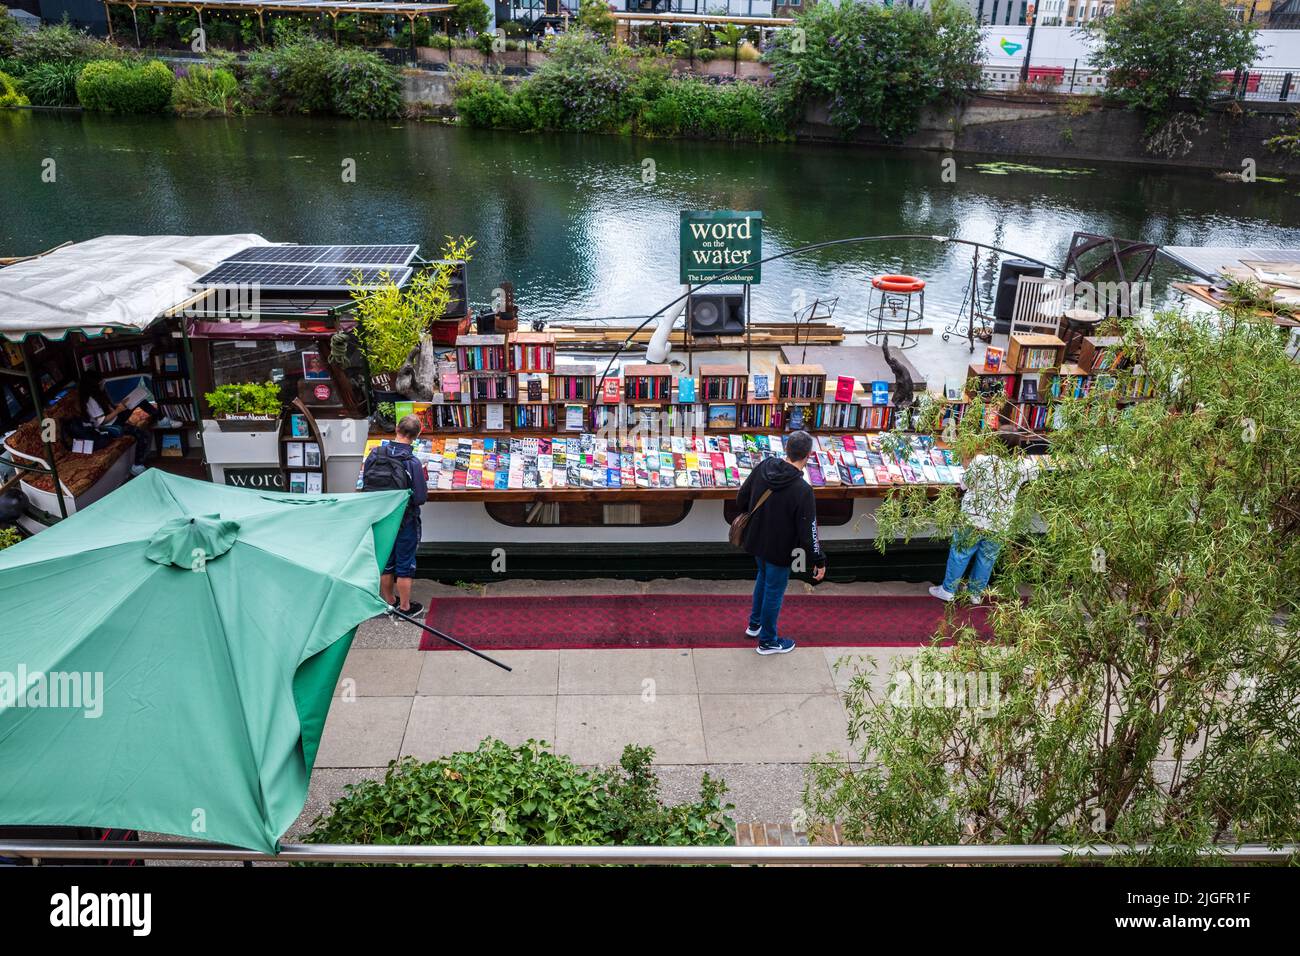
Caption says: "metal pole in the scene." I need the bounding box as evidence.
[1280,72,1292,103]
[131,4,141,47]
[1019,5,1036,84]
[2,839,1297,865]
[178,317,208,482]
[103,1,114,40]
[386,606,513,671]
[21,342,67,520]
[1069,57,1076,94]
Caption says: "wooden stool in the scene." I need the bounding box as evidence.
[1061,308,1103,361]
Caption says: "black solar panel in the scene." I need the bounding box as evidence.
[196,261,412,291]
[220,244,419,266]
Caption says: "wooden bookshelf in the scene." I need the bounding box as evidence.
[623,363,672,404]
[1005,333,1066,373]
[1077,336,1127,374]
[699,363,749,404]
[775,363,827,401]
[550,363,599,403]
[455,334,507,372]
[507,331,556,374]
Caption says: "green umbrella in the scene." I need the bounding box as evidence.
[0,470,409,853]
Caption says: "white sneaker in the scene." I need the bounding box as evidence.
[967,592,984,605]
[129,464,146,477]
[156,417,179,428]
[744,625,761,638]
[928,585,956,602]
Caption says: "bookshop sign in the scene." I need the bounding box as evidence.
[223,467,285,491]
[680,211,762,285]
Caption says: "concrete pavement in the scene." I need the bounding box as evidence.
[291,577,933,837]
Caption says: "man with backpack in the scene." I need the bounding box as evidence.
[734,429,827,656]
[362,414,429,617]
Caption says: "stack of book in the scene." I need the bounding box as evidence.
[358,433,963,492]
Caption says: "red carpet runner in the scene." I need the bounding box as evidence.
[420,594,992,651]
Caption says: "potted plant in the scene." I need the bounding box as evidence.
[205,381,283,431]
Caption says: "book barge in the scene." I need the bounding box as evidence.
[0,230,1199,582]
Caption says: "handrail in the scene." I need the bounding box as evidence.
[1,840,1296,865]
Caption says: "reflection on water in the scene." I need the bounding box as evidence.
[3,111,1299,327]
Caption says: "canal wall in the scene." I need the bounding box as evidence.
[406,66,1300,175]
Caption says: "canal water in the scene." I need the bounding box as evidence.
[4,111,1300,326]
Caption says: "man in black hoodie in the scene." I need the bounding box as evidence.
[735,430,827,655]
[362,414,429,617]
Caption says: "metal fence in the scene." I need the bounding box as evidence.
[980,60,1300,103]
[2,840,1297,865]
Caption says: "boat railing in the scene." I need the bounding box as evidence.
[1,840,1296,865]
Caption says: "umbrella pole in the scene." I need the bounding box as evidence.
[386,608,513,671]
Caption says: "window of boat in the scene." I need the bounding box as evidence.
[722,497,853,527]
[209,338,326,396]
[484,499,693,527]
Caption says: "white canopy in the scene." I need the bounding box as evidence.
[0,234,269,342]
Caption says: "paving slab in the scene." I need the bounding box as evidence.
[418,649,559,696]
[821,646,924,695]
[700,693,851,763]
[334,648,425,698]
[692,646,837,695]
[643,577,757,595]
[352,613,424,649]
[317,696,413,768]
[558,648,697,695]
[401,695,557,759]
[482,577,643,597]
[651,763,811,824]
[555,694,708,764]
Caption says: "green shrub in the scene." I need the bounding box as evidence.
[451,0,490,35]
[0,8,21,60]
[303,739,734,851]
[204,381,282,418]
[19,60,83,107]
[172,65,240,116]
[76,59,175,113]
[452,69,523,129]
[663,39,690,59]
[0,526,20,551]
[325,47,401,119]
[12,21,122,70]
[0,69,28,107]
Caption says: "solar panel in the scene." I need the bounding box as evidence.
[195,261,412,291]
[220,244,419,267]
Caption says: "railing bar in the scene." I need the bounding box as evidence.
[1,841,1296,865]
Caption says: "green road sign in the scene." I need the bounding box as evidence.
[680,210,762,285]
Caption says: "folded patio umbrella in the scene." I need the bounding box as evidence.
[0,470,408,853]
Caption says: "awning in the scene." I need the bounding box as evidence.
[1160,245,1300,281]
[0,234,269,342]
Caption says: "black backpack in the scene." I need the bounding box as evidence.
[362,445,413,493]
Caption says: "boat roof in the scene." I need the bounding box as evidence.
[1161,245,1300,281]
[0,234,269,342]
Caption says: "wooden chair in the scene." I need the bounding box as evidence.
[1009,276,1072,338]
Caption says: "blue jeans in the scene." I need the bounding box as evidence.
[749,557,791,644]
[942,531,1002,596]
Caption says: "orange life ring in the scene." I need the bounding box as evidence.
[872,274,925,294]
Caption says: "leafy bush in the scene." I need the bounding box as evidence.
[0,69,27,107]
[247,37,400,119]
[0,526,20,551]
[766,0,983,141]
[452,68,523,129]
[303,739,734,851]
[576,0,615,42]
[1085,0,1259,132]
[663,39,690,59]
[76,59,174,113]
[352,236,476,375]
[18,61,83,107]
[325,47,402,119]
[172,65,240,116]
[0,8,21,60]
[11,20,122,71]
[204,381,282,418]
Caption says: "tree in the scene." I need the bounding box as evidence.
[451,0,489,36]
[764,0,982,141]
[576,0,615,43]
[1085,0,1259,133]
[806,309,1300,861]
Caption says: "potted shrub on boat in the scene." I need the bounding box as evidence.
[205,381,282,431]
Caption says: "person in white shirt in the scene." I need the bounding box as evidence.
[929,445,1043,604]
[67,373,173,476]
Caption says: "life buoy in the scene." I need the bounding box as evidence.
[872,274,925,294]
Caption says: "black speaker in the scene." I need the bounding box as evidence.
[431,259,468,319]
[993,259,1046,334]
[688,293,745,336]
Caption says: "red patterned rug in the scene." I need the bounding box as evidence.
[420,593,992,650]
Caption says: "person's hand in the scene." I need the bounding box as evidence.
[813,565,826,582]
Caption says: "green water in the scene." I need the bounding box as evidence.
[4,111,1299,323]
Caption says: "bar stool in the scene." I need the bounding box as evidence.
[865,274,925,350]
[1061,307,1104,361]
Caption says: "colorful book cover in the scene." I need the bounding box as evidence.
[835,375,856,403]
[678,377,696,402]
[871,381,890,406]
